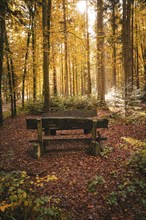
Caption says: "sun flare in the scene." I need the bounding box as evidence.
[76,1,86,14]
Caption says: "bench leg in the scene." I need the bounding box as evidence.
[91,141,102,156]
[37,119,44,156]
[96,131,103,151]
[88,120,102,156]
[33,143,41,159]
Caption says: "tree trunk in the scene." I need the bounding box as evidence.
[42,0,50,111]
[63,0,69,96]
[32,2,37,102]
[6,55,14,118]
[111,1,117,87]
[60,43,64,95]
[135,13,140,90]
[10,58,17,116]
[122,0,133,113]
[143,46,146,92]
[52,43,57,96]
[72,59,75,96]
[86,0,91,95]
[96,0,105,103]
[68,52,72,96]
[5,30,17,117]
[0,1,5,126]
[22,17,31,108]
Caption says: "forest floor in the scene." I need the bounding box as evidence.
[0,107,146,220]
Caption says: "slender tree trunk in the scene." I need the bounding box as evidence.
[112,1,116,87]
[135,14,140,89]
[143,46,146,92]
[42,0,50,111]
[52,43,57,96]
[5,30,17,117]
[81,62,84,96]
[60,44,64,95]
[86,0,91,95]
[63,0,69,96]
[32,2,37,102]
[22,17,31,108]
[72,59,75,96]
[96,0,105,103]
[122,0,128,100]
[75,59,78,95]
[68,52,72,96]
[0,1,5,126]
[131,2,134,88]
[6,56,14,117]
[10,58,17,116]
[122,0,133,112]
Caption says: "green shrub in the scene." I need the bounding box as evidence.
[87,175,105,192]
[128,149,146,174]
[23,99,44,114]
[100,146,113,158]
[106,177,146,208]
[0,171,61,220]
[23,95,100,114]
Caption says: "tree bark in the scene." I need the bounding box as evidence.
[96,0,105,103]
[63,0,69,97]
[0,1,5,126]
[52,43,57,96]
[86,0,91,95]
[111,1,117,87]
[122,0,134,113]
[32,2,37,102]
[42,0,50,111]
[22,16,32,108]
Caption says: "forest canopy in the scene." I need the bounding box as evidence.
[0,0,146,125]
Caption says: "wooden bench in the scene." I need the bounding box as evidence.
[26,116,108,158]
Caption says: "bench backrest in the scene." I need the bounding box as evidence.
[42,108,97,118]
[26,117,108,130]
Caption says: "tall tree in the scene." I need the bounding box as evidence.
[96,0,105,103]
[22,16,32,108]
[52,43,57,95]
[86,0,91,95]
[122,0,133,101]
[5,31,17,117]
[31,0,37,102]
[63,0,69,96]
[110,0,119,87]
[0,0,5,126]
[42,0,51,111]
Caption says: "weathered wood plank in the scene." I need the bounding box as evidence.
[29,136,107,143]
[42,108,97,117]
[26,117,108,130]
[26,118,38,129]
[42,117,93,130]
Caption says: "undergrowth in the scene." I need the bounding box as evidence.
[0,171,62,220]
[22,96,106,114]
